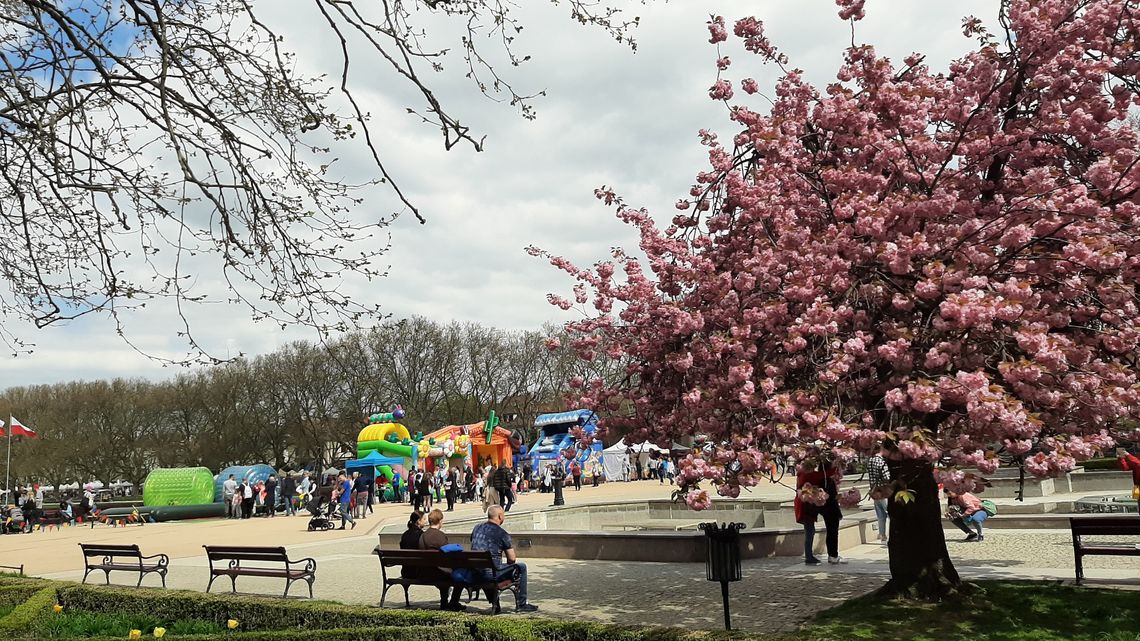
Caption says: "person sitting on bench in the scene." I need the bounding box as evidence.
[470,505,538,613]
[420,509,466,611]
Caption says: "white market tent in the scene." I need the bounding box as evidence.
[601,440,628,481]
[601,439,668,481]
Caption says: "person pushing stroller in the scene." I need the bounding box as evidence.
[305,494,341,531]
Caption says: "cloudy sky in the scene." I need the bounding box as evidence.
[0,0,996,390]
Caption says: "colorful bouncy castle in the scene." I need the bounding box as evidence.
[352,407,523,482]
[526,409,604,479]
[424,416,518,471]
[351,406,417,486]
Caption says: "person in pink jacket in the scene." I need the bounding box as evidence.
[945,489,987,542]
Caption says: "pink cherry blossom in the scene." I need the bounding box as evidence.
[707,16,728,44]
[835,0,866,21]
[709,79,734,101]
[798,483,829,507]
[837,488,862,508]
[686,489,713,510]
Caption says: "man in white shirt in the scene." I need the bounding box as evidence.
[240,480,254,519]
[222,475,238,519]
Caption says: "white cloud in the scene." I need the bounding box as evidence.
[0,1,996,389]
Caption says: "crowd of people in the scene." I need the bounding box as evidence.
[2,483,102,534]
[391,459,611,516]
[220,472,307,520]
[618,454,677,483]
[206,456,615,532]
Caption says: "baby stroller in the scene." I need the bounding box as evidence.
[305,496,339,532]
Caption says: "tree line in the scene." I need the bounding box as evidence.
[0,318,620,492]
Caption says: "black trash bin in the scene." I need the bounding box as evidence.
[699,522,744,630]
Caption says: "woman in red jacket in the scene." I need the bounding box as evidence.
[795,457,845,566]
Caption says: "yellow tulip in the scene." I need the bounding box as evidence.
[153,627,166,638]
[52,604,63,614]
[129,630,142,640]
[226,619,239,630]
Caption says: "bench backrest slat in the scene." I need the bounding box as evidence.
[203,545,289,562]
[374,549,495,569]
[79,544,141,557]
[1070,517,1140,537]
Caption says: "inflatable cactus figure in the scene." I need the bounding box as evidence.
[483,410,499,445]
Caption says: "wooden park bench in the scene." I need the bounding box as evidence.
[1069,516,1140,584]
[203,545,316,598]
[79,543,169,587]
[38,508,63,527]
[373,548,519,614]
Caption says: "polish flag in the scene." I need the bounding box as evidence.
[2,416,37,439]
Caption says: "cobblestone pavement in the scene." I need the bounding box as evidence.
[852,529,1140,576]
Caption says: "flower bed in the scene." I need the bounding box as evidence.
[35,611,222,638]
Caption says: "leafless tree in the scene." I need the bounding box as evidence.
[0,0,644,359]
[0,317,631,484]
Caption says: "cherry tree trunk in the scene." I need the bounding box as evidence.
[881,460,963,600]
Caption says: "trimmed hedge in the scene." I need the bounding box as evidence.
[0,584,46,608]
[0,586,57,636]
[55,584,457,631]
[0,576,51,588]
[1080,458,1125,471]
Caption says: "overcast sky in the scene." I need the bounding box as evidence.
[0,1,996,390]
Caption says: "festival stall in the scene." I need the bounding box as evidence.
[601,440,629,481]
[600,439,668,479]
[670,442,694,456]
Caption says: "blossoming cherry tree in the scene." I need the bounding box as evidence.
[533,0,1140,598]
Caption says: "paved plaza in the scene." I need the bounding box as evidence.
[5,480,1140,632]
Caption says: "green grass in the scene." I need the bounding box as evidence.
[800,581,1140,641]
[34,611,223,638]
